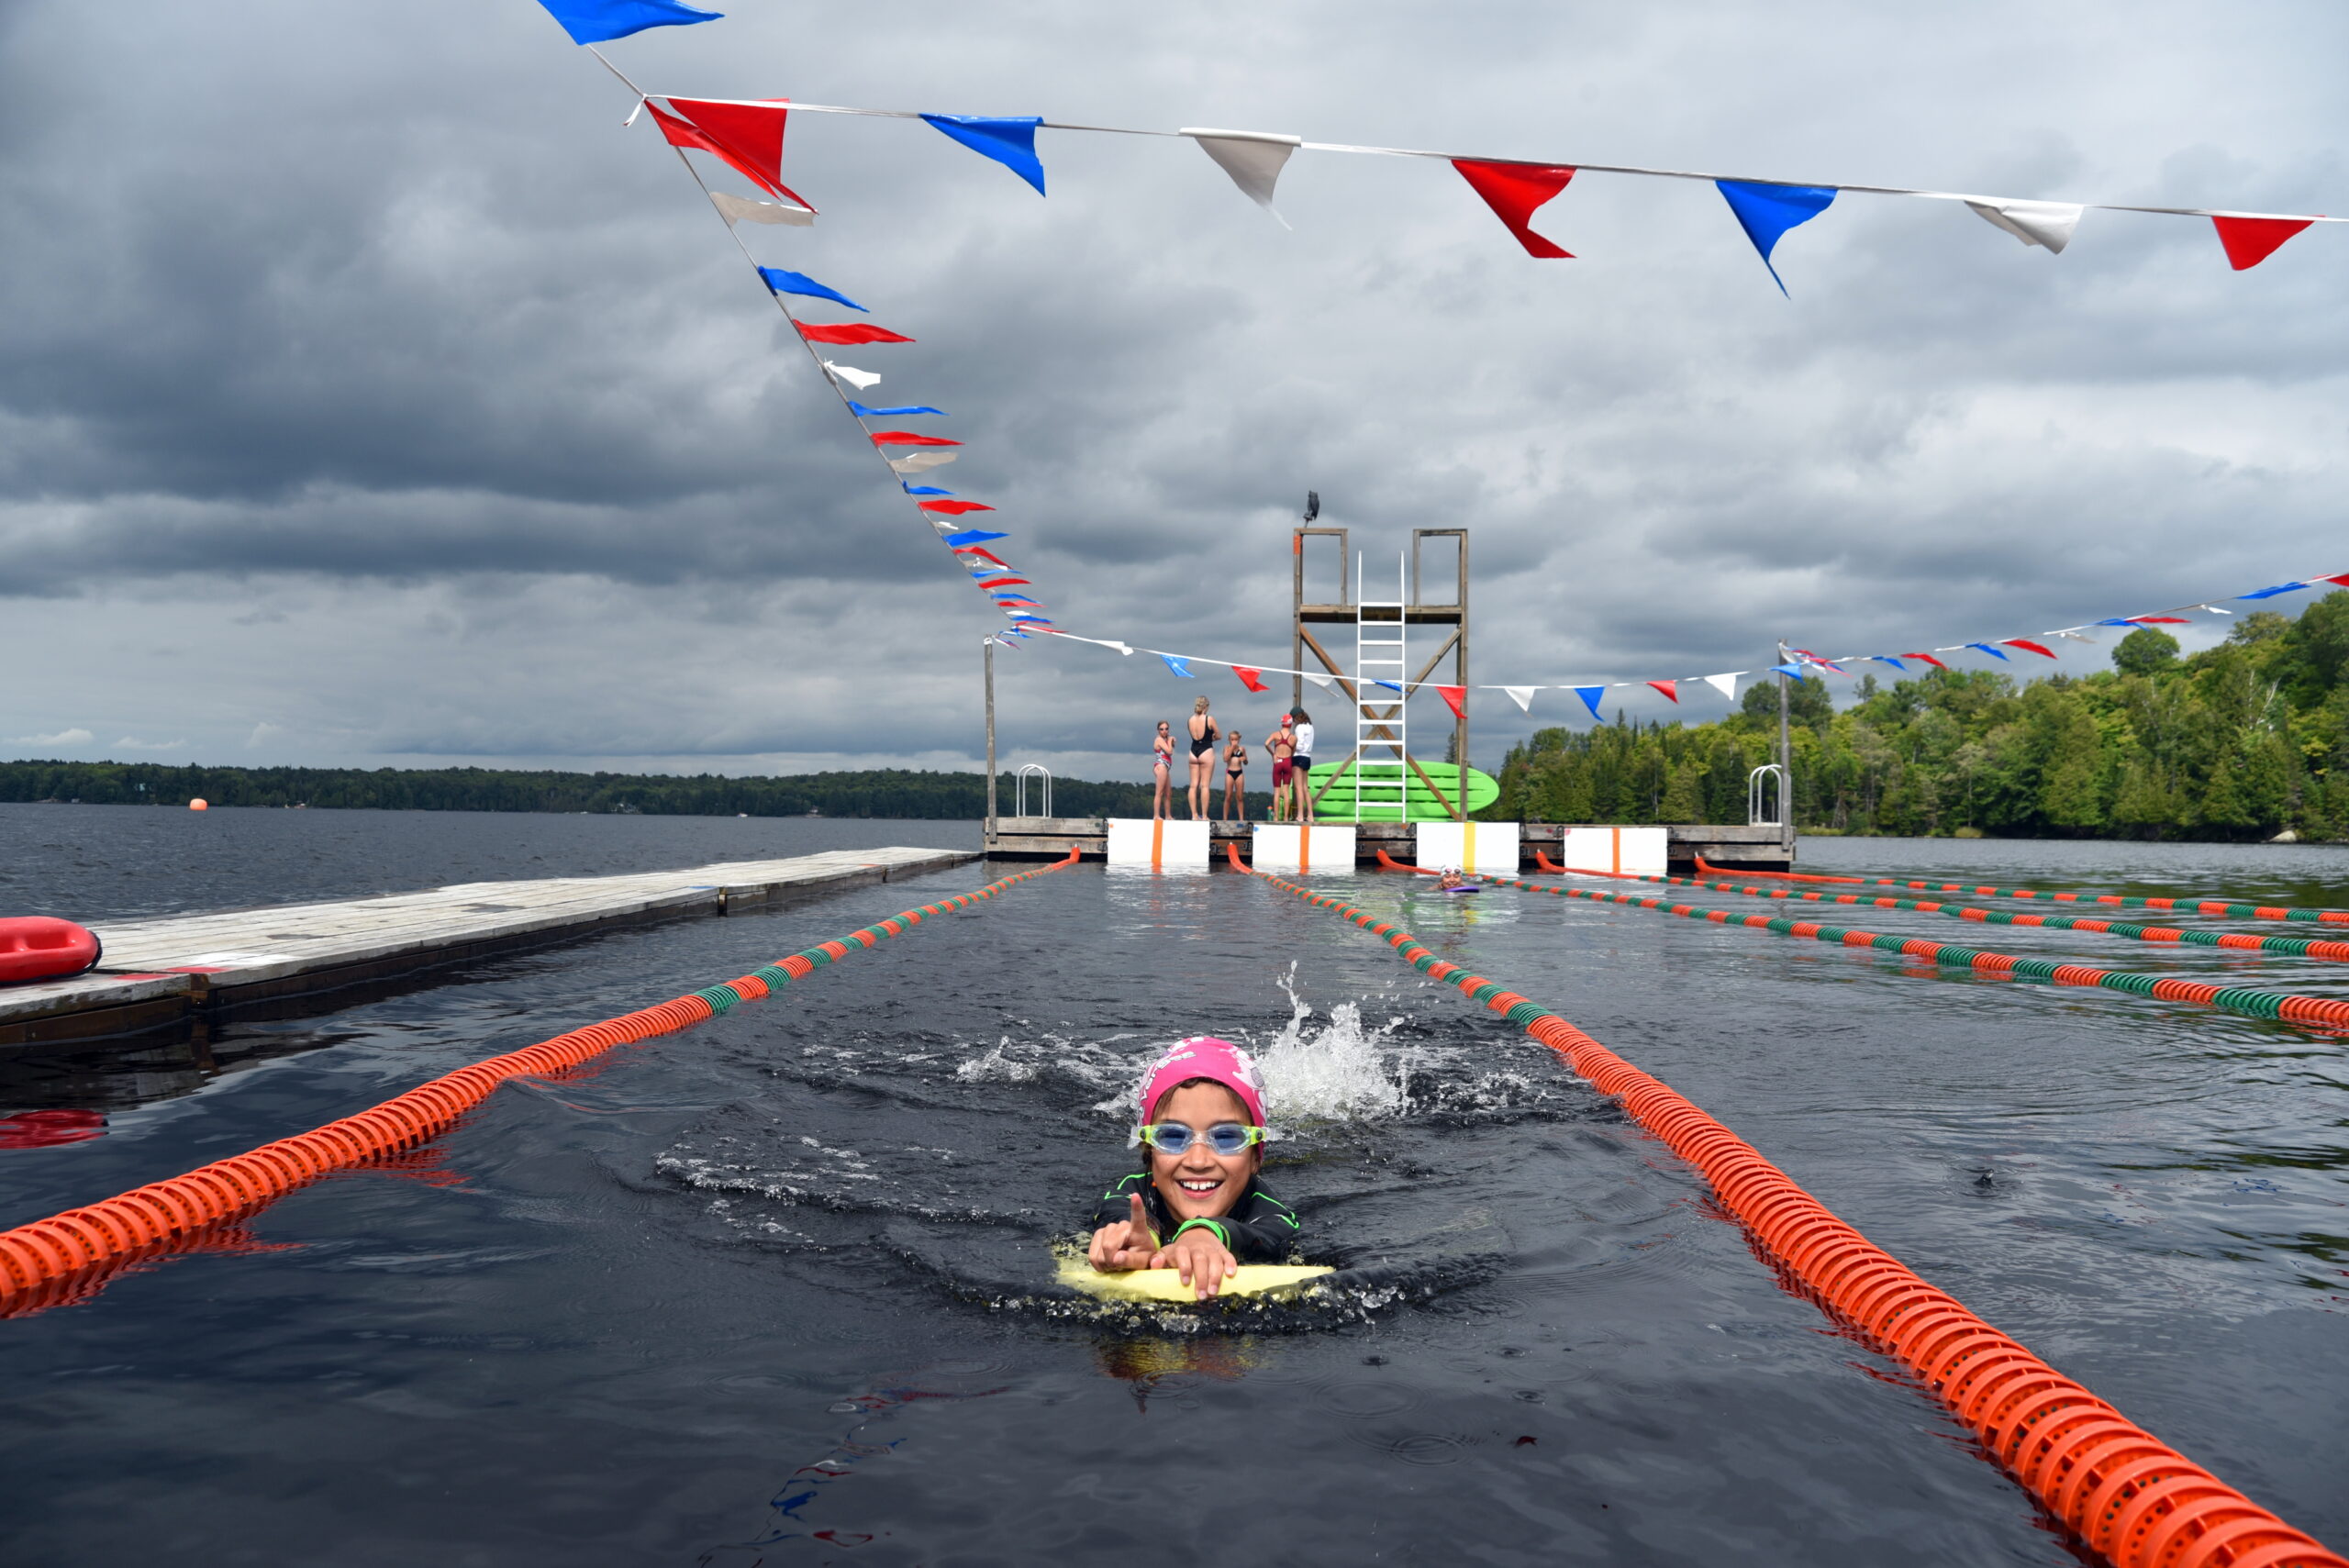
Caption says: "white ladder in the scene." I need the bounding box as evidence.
[1353,552,1408,822]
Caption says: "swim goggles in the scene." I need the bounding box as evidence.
[1130,1121,1265,1157]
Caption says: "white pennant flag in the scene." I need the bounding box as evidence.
[1302,672,1335,690]
[1965,197,2084,254]
[1503,686,1537,712]
[823,361,880,390]
[1701,673,1739,700]
[709,191,816,227]
[889,450,957,474]
[1182,128,1302,226]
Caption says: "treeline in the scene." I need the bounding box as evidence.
[1492,592,2349,841]
[0,762,1181,819]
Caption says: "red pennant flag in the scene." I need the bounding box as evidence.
[974,575,1030,588]
[1232,666,1269,693]
[1435,684,1468,719]
[952,546,1010,566]
[2003,639,2058,659]
[1451,161,1578,259]
[1646,680,1679,703]
[2320,573,2349,586]
[649,99,816,210]
[1902,652,1949,669]
[992,597,1044,609]
[869,431,961,448]
[796,323,915,345]
[2211,215,2315,272]
[919,500,995,515]
[2126,616,2190,624]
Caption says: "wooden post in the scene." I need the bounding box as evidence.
[984,635,997,842]
[1776,639,1794,861]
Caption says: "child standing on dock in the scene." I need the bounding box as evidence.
[1088,1039,1302,1298]
[1289,708,1317,824]
[1220,730,1250,823]
[1265,714,1297,821]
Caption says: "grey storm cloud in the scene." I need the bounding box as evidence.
[1,0,2343,777]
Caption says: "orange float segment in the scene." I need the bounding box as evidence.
[1244,856,2345,1568]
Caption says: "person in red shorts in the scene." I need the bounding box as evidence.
[1264,713,1297,821]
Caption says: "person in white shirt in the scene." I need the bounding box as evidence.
[1288,708,1317,824]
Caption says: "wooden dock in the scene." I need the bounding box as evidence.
[0,847,978,1051]
[982,817,1793,872]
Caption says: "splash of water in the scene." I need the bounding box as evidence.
[1252,963,1415,1124]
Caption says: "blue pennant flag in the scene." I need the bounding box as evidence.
[1573,685,1605,718]
[1161,654,1196,678]
[2093,617,2141,627]
[941,529,1008,547]
[534,0,721,45]
[903,484,954,495]
[1715,179,1836,295]
[1768,663,1809,678]
[1870,655,1909,671]
[920,114,1047,196]
[2236,581,2310,600]
[850,402,947,417]
[1965,642,2010,661]
[1371,680,1403,692]
[759,268,864,312]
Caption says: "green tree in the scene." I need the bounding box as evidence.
[2112,627,2180,676]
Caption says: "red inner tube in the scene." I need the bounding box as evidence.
[0,917,102,985]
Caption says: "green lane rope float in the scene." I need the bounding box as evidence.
[1404,854,2349,1032]
[1693,856,2349,927]
[1578,861,2349,966]
[0,850,1082,1317]
[1233,846,2342,1568]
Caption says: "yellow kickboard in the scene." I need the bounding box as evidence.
[1056,1258,1334,1302]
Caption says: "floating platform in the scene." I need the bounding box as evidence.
[985,817,1792,873]
[0,847,978,1051]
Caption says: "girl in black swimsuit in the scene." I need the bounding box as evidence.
[1186,697,1219,821]
[1220,731,1248,823]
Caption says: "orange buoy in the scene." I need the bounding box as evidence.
[188,798,208,811]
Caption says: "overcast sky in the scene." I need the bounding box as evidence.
[2,0,2343,783]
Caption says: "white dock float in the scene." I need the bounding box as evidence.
[1249,823,1356,873]
[0,846,977,1050]
[1413,821,1521,876]
[1550,826,1668,878]
[1104,818,1210,867]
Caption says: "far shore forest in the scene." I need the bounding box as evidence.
[1493,596,2349,842]
[7,595,2346,841]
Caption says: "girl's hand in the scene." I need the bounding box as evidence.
[1088,1194,1159,1273]
[1152,1228,1241,1298]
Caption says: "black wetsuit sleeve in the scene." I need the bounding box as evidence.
[1088,1173,1159,1239]
[1163,1184,1302,1263]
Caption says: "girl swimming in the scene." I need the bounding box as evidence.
[1087,1038,1302,1298]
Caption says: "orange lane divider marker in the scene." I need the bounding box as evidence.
[1693,854,2349,927]
[1481,852,2349,1032]
[1285,844,2343,1568]
[1548,855,2349,967]
[0,849,1083,1318]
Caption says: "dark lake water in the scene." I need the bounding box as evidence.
[1,806,2344,1564]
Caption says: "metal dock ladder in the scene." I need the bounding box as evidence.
[1353,553,1409,822]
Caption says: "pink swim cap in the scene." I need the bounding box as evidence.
[1138,1037,1265,1128]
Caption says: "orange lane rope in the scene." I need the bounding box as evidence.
[1693,855,2349,927]
[1560,857,2349,966]
[1254,844,2343,1568]
[1483,853,2349,1033]
[0,849,1081,1318]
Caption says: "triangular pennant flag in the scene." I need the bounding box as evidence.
[1435,684,1468,719]
[651,99,814,210]
[919,500,993,516]
[1700,673,1738,700]
[1644,680,1678,703]
[2211,215,2314,272]
[1965,642,2010,661]
[1965,198,2084,254]
[1715,179,1837,295]
[1768,663,1808,677]
[1303,673,1335,690]
[941,529,1008,547]
[758,267,863,312]
[903,484,953,495]
[823,361,879,390]
[536,0,720,45]
[710,192,814,227]
[1182,128,1302,224]
[1573,686,1605,718]
[798,323,913,346]
[1451,161,1577,259]
[974,575,1030,588]
[2002,639,2058,659]
[889,451,957,474]
[920,114,1047,196]
[1503,686,1537,712]
[2237,581,2310,600]
[1161,654,1196,678]
[848,403,945,417]
[1901,652,1949,669]
[991,596,1044,609]
[1870,655,1909,671]
[952,546,1010,566]
[1232,666,1269,693]
[871,430,961,448]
